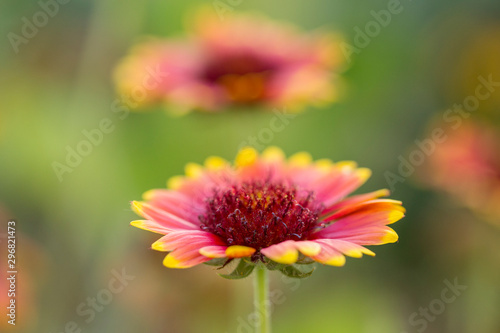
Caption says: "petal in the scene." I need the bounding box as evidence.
[321,189,391,216]
[319,226,399,246]
[225,245,256,258]
[314,239,375,258]
[204,156,228,170]
[161,234,225,268]
[185,163,204,178]
[310,241,346,266]
[323,199,405,223]
[199,245,228,258]
[235,147,259,167]
[313,167,372,206]
[130,219,170,234]
[142,189,203,221]
[132,201,198,230]
[151,230,224,252]
[163,250,211,269]
[313,199,403,246]
[288,152,313,167]
[294,241,322,256]
[261,240,299,264]
[262,146,286,162]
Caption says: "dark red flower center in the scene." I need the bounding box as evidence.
[199,182,321,250]
[200,54,278,104]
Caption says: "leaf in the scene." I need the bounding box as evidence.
[219,259,255,280]
[204,258,230,267]
[295,255,315,265]
[264,260,286,271]
[279,265,315,279]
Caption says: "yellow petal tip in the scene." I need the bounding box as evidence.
[388,210,405,224]
[185,163,203,178]
[356,168,372,181]
[151,239,169,252]
[225,245,256,258]
[270,249,299,265]
[323,255,346,267]
[163,254,187,269]
[315,158,334,171]
[336,160,357,170]
[167,176,184,190]
[289,152,313,166]
[262,146,285,161]
[382,229,399,244]
[204,156,227,170]
[131,201,143,215]
[235,147,259,167]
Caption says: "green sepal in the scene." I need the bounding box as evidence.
[295,255,315,265]
[219,259,256,280]
[204,258,232,267]
[279,264,315,279]
[264,260,286,271]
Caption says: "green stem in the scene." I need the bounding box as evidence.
[254,265,271,333]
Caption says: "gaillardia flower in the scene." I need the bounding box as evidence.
[131,147,405,273]
[420,121,500,222]
[115,11,343,114]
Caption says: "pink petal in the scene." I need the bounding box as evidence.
[313,239,375,258]
[294,240,322,256]
[261,240,299,264]
[143,189,203,221]
[132,201,198,230]
[199,245,228,258]
[151,230,224,252]
[310,240,346,266]
[163,248,212,268]
[130,220,171,235]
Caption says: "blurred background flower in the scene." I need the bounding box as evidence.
[418,120,500,224]
[114,9,344,114]
[1,1,500,333]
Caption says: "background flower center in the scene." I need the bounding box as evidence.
[200,54,277,104]
[199,182,321,249]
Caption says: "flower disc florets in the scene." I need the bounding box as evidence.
[199,182,322,250]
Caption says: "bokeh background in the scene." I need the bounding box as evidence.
[1,0,500,332]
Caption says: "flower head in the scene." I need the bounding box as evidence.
[420,121,500,222]
[131,147,405,273]
[115,11,344,114]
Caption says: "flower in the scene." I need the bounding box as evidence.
[130,147,405,270]
[115,11,344,114]
[420,121,500,222]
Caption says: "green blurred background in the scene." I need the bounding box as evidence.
[1,0,500,332]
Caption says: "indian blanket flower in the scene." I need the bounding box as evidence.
[115,11,344,114]
[130,147,405,272]
[420,121,500,222]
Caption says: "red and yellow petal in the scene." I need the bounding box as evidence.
[314,199,405,246]
[151,230,223,252]
[163,249,211,269]
[130,220,170,235]
[294,240,322,257]
[322,189,391,216]
[199,245,228,258]
[310,243,346,267]
[131,201,198,231]
[261,240,299,264]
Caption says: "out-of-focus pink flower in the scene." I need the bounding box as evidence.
[115,11,344,114]
[130,147,404,270]
[421,121,500,221]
